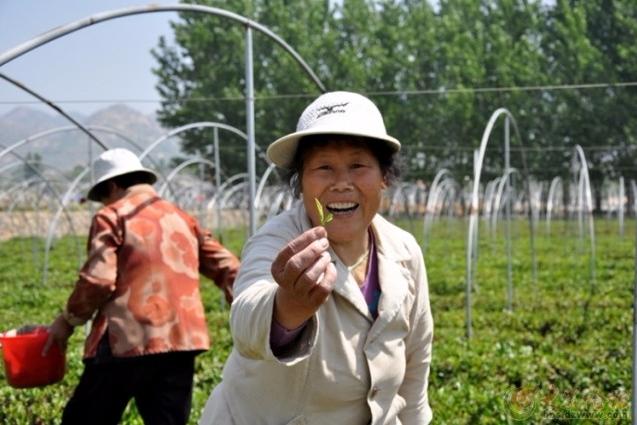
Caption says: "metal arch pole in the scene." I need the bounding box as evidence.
[81,125,168,181]
[214,127,221,190]
[0,72,107,150]
[574,144,596,291]
[245,25,257,236]
[0,3,328,237]
[42,167,90,285]
[255,163,278,209]
[0,127,104,164]
[139,122,249,160]
[546,176,562,236]
[465,108,532,338]
[0,123,167,201]
[214,127,222,234]
[423,168,451,254]
[620,176,625,237]
[1,153,78,242]
[209,173,249,210]
[158,157,217,196]
[466,111,504,339]
[633,217,637,424]
[139,122,248,201]
[0,125,141,163]
[0,5,326,93]
[504,116,513,312]
[220,181,250,210]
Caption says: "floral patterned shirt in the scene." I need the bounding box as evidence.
[63,184,240,359]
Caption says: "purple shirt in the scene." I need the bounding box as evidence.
[271,231,380,351]
[359,233,380,319]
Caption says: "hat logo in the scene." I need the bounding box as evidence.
[316,102,349,119]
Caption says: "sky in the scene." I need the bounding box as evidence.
[0,0,180,116]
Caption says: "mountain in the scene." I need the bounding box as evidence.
[0,105,179,172]
[0,107,68,143]
[87,104,164,145]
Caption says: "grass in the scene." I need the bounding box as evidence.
[0,217,633,424]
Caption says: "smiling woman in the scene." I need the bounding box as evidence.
[200,91,434,425]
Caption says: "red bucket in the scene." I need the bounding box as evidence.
[0,326,65,388]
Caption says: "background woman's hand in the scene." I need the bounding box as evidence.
[42,314,74,356]
[271,226,337,329]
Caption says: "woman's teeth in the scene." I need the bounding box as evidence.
[326,202,358,213]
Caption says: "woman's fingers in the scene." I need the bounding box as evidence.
[270,227,336,329]
[292,251,332,294]
[273,254,336,329]
[308,260,337,305]
[271,227,328,288]
[42,315,73,356]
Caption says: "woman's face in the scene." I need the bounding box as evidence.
[301,138,386,244]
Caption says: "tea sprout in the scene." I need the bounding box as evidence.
[314,198,333,226]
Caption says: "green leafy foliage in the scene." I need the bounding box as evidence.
[0,218,632,423]
[153,0,637,190]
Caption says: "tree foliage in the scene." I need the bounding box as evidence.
[152,0,637,187]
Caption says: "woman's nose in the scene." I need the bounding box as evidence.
[330,169,353,191]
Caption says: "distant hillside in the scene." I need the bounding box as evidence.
[0,105,181,172]
[0,107,68,143]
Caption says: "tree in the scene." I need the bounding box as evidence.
[152,0,637,194]
[542,0,637,209]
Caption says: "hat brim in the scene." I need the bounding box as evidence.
[86,168,158,202]
[267,127,401,169]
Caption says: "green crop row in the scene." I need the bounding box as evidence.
[0,218,633,424]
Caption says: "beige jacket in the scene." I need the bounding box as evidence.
[200,202,433,425]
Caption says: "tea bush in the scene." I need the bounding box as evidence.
[0,219,632,423]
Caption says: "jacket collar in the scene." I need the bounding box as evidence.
[123,183,157,198]
[104,184,159,214]
[370,214,412,262]
[368,215,412,340]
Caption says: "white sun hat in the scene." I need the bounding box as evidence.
[266,91,401,169]
[86,148,157,201]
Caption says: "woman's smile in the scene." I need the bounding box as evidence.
[326,201,359,216]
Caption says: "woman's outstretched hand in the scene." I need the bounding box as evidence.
[271,226,337,329]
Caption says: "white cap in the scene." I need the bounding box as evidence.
[86,148,157,201]
[266,91,400,169]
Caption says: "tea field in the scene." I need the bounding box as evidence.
[0,218,632,424]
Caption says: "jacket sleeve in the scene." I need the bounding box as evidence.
[398,241,434,424]
[64,210,121,326]
[229,222,317,364]
[197,224,241,305]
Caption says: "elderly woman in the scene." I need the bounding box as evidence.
[200,91,433,425]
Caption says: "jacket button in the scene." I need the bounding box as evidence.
[370,386,380,399]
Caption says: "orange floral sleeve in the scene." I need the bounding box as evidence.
[196,224,240,304]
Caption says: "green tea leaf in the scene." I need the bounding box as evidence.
[314,198,333,225]
[314,197,325,224]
